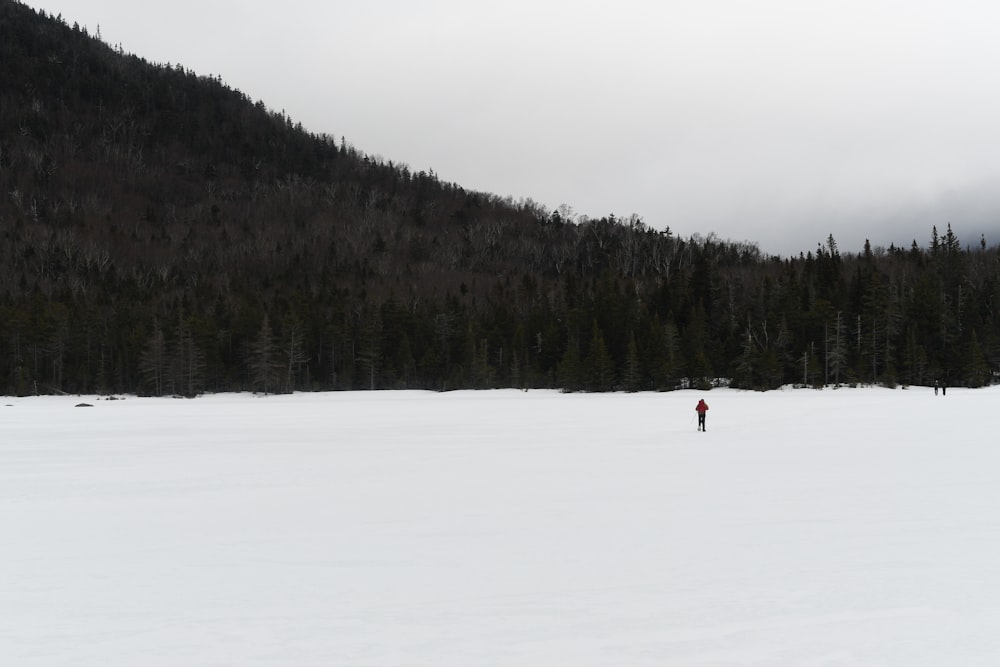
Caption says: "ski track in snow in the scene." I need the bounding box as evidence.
[2,386,1000,666]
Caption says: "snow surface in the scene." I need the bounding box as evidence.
[3,386,1000,666]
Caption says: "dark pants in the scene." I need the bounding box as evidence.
[698,413,706,431]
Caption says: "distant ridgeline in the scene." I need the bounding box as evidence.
[0,0,997,395]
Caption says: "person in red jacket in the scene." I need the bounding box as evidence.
[695,398,709,432]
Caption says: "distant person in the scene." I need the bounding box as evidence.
[934,380,939,396]
[942,382,946,396]
[695,398,709,432]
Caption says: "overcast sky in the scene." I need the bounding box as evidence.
[28,0,1000,257]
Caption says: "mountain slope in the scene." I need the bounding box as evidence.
[1,1,997,395]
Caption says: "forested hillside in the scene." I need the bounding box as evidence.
[1,0,998,395]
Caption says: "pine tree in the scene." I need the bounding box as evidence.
[827,312,848,385]
[684,304,712,389]
[356,311,382,391]
[624,330,641,392]
[139,319,168,396]
[170,309,205,397]
[250,314,282,394]
[283,324,308,393]
[557,335,583,392]
[585,322,615,391]
[734,324,757,389]
[663,318,682,389]
[965,329,990,387]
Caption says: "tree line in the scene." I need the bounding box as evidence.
[1,1,997,396]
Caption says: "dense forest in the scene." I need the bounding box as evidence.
[1,0,998,396]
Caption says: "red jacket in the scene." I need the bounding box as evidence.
[695,399,709,413]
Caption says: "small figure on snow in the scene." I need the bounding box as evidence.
[695,398,709,432]
[934,379,939,396]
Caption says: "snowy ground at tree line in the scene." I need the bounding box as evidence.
[3,386,1000,666]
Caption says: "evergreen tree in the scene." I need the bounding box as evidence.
[624,330,641,392]
[733,325,757,389]
[250,314,282,394]
[557,336,584,392]
[586,323,615,392]
[662,317,682,390]
[965,330,990,387]
[171,310,205,397]
[283,324,308,393]
[139,319,168,396]
[827,312,848,385]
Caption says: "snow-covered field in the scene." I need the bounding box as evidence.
[3,386,1000,666]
